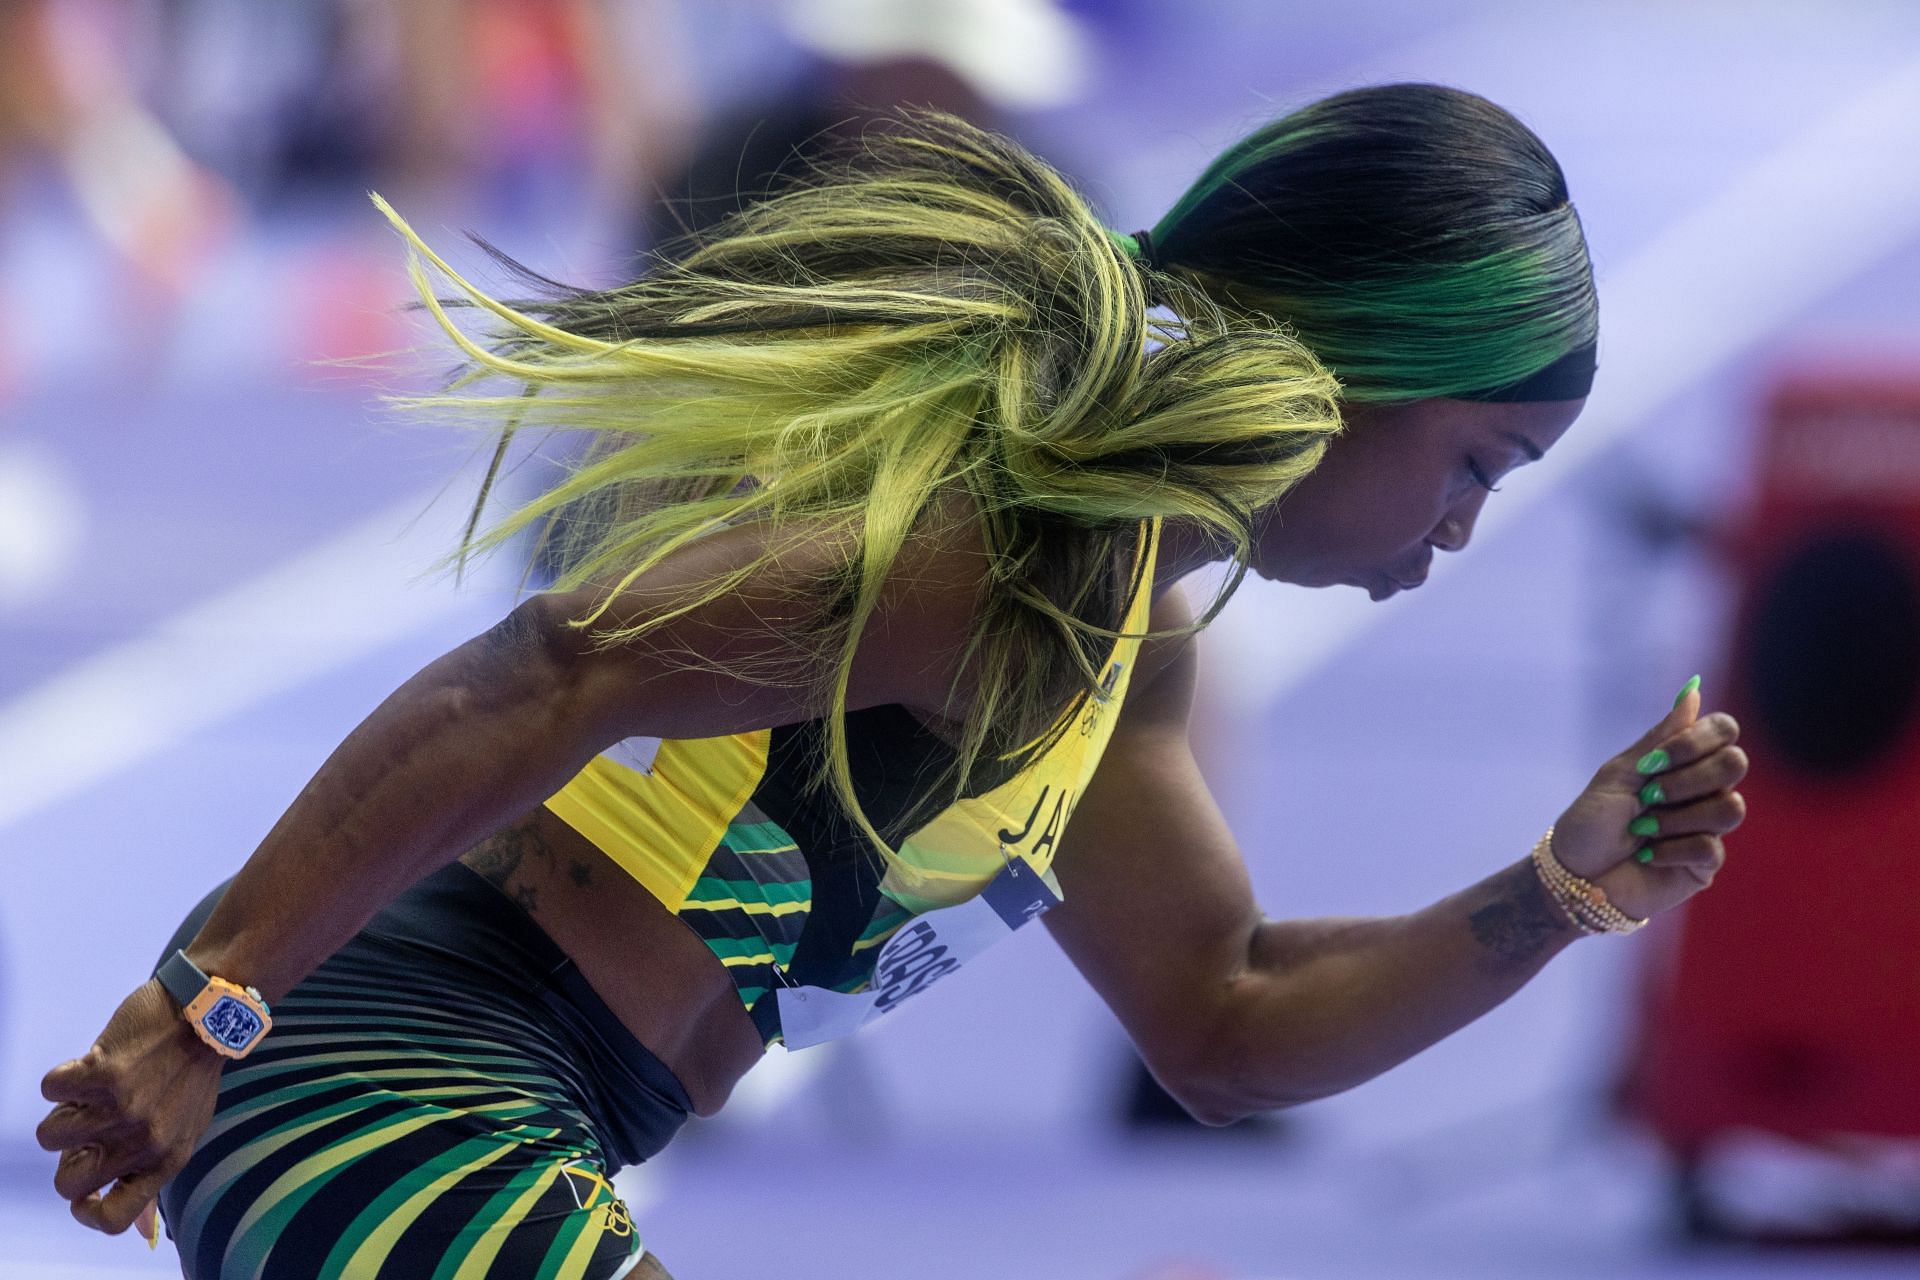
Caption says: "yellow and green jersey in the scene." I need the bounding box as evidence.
[544,519,1160,1048]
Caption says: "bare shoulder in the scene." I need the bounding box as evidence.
[526,493,995,736]
[520,496,1189,742]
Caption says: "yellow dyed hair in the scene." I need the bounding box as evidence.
[380,112,1341,857]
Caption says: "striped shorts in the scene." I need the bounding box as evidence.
[155,864,693,1279]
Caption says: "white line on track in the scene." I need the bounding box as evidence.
[0,488,502,832]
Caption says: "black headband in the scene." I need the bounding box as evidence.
[1455,341,1597,402]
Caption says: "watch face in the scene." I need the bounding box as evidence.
[201,995,264,1052]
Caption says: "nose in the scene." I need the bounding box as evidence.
[1428,491,1487,554]
[1429,517,1468,552]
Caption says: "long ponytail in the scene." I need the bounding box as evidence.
[383,111,1341,857]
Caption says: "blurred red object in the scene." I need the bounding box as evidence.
[288,244,411,375]
[1620,370,1920,1235]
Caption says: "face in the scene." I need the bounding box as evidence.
[1248,396,1585,599]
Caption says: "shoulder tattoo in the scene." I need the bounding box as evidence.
[465,821,560,914]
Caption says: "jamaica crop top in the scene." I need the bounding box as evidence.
[543,518,1160,1048]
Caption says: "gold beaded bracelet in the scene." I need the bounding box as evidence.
[1529,826,1647,936]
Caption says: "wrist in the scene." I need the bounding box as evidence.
[182,924,296,1005]
[152,983,232,1065]
[1528,827,1646,937]
[157,948,274,1060]
[1519,855,1585,938]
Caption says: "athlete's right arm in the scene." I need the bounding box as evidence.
[37,513,985,1235]
[191,514,982,1002]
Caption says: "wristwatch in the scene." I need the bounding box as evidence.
[156,950,273,1059]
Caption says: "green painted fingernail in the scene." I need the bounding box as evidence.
[1636,748,1670,775]
[1630,815,1660,837]
[1639,780,1665,806]
[1674,675,1701,709]
[1635,846,1655,865]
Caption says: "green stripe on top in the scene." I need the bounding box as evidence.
[686,875,811,907]
[724,819,801,854]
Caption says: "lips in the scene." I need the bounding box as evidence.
[1364,571,1427,601]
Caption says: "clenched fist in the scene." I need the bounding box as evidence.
[1551,678,1749,925]
[38,977,224,1237]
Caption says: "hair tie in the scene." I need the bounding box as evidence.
[1129,228,1160,271]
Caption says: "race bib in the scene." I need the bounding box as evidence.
[775,855,1061,1049]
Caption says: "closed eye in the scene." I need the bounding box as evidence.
[1467,458,1501,492]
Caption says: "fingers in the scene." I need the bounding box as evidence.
[1620,711,1740,784]
[1632,790,1747,841]
[53,1126,154,1202]
[54,1146,112,1204]
[41,1052,114,1105]
[1638,834,1727,885]
[36,1101,132,1153]
[72,1166,172,1236]
[44,981,227,1236]
[1641,744,1749,807]
[1624,678,1702,757]
[39,1051,149,1208]
[1657,711,1742,770]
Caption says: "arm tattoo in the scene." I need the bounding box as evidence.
[465,821,559,915]
[1467,861,1570,969]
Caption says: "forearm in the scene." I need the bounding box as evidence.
[1199,855,1582,1119]
[181,605,602,1001]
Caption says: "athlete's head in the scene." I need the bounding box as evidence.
[1131,83,1597,598]
[391,88,1592,854]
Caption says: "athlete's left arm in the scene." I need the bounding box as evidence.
[1043,585,1666,1126]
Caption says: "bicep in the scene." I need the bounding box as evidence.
[1042,590,1263,1093]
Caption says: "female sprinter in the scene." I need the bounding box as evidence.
[38,85,1747,1278]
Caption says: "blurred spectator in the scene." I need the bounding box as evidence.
[640,0,1090,251]
[0,0,234,306]
[376,0,698,233]
[154,0,695,238]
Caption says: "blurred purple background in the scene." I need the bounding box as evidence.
[4,1,1920,1276]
